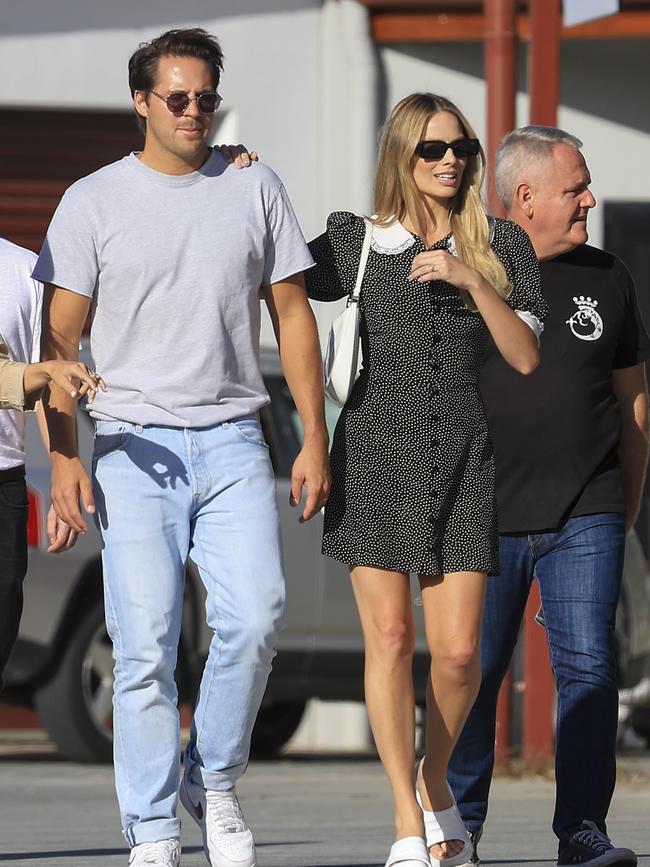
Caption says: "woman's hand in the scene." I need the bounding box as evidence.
[44,361,106,402]
[217,143,259,168]
[409,251,539,375]
[409,250,478,293]
[46,504,79,553]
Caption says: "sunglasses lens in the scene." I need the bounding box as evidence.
[166,93,190,113]
[197,93,221,113]
[416,138,480,160]
[417,141,447,160]
[452,138,480,157]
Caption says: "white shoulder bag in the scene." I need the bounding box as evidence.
[323,218,373,407]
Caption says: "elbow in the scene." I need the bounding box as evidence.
[513,348,540,376]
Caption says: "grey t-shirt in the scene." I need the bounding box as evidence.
[33,149,314,427]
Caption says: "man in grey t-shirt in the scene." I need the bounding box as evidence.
[34,28,330,867]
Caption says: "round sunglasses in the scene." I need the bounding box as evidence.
[151,90,223,115]
[414,138,480,160]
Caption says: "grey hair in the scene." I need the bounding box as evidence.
[495,125,583,210]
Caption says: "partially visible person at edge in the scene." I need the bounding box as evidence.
[305,93,546,867]
[33,28,329,867]
[447,127,649,867]
[0,236,103,690]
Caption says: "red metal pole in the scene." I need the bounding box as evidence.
[529,0,561,125]
[518,0,560,769]
[522,581,555,766]
[494,666,513,767]
[484,0,516,218]
[484,0,516,763]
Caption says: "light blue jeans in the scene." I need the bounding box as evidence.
[92,415,285,846]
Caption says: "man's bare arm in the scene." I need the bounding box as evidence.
[613,363,649,531]
[263,274,330,521]
[35,403,79,553]
[41,285,95,535]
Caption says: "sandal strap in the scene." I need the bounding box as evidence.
[428,842,474,867]
[415,787,471,849]
[385,836,431,867]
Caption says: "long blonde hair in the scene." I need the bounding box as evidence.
[373,93,510,302]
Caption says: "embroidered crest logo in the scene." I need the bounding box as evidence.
[566,295,603,341]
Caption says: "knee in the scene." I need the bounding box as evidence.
[366,617,415,666]
[234,597,285,660]
[555,652,618,694]
[112,642,177,699]
[433,639,481,686]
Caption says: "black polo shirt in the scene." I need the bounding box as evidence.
[480,244,650,534]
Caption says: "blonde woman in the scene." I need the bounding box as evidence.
[305,93,547,867]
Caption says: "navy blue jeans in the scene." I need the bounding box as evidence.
[447,513,625,845]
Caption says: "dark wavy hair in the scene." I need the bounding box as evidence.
[128,28,224,133]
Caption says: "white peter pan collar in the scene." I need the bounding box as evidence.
[369,219,457,257]
[370,220,416,255]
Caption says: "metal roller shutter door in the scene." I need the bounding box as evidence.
[0,108,142,253]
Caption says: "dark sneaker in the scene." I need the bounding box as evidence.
[557,821,637,866]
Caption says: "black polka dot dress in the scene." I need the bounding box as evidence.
[306,212,547,576]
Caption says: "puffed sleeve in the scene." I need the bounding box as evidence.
[306,211,367,302]
[490,217,548,340]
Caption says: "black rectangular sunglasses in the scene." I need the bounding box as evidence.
[415,138,480,160]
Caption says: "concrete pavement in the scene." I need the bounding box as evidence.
[0,751,648,867]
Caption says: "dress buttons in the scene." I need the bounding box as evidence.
[432,465,440,473]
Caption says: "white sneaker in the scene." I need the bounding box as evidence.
[180,768,256,867]
[129,839,181,867]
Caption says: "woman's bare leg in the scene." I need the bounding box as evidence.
[418,570,487,860]
[351,566,424,842]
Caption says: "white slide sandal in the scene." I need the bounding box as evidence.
[385,836,432,867]
[415,775,472,867]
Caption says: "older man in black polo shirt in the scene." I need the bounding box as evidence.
[447,127,648,867]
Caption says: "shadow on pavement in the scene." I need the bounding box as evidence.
[0,848,204,861]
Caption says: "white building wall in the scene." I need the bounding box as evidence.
[0,0,381,345]
[0,1,321,234]
[3,8,649,267]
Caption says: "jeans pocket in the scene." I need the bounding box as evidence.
[226,416,269,449]
[93,424,128,461]
[0,479,28,510]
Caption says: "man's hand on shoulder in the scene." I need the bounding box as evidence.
[218,143,258,169]
[290,433,331,523]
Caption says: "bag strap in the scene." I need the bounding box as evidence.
[348,217,373,306]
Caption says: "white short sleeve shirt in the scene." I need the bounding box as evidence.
[0,237,42,469]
